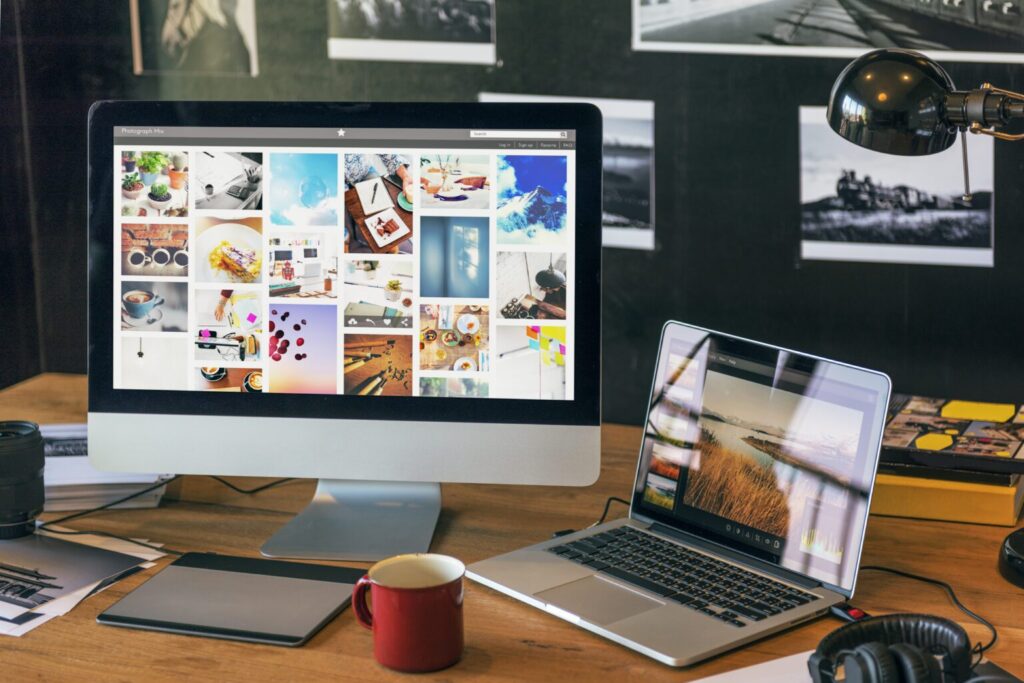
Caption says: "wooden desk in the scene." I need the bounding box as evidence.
[1,374,1021,681]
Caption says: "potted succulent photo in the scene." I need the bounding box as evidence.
[122,151,136,172]
[147,182,172,211]
[168,166,187,190]
[384,279,403,302]
[121,172,145,199]
[168,152,188,189]
[136,151,168,186]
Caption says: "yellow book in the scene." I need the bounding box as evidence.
[870,473,1024,526]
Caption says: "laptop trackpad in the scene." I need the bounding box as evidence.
[536,575,662,626]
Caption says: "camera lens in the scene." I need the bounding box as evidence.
[0,421,45,539]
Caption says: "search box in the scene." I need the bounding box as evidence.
[470,130,567,139]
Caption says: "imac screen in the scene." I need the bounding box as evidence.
[112,127,577,399]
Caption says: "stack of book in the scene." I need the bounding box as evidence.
[40,424,170,512]
[870,396,1024,526]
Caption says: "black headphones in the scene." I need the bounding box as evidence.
[808,614,974,683]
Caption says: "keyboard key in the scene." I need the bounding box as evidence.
[584,560,609,571]
[727,605,767,621]
[600,567,676,597]
[667,593,694,605]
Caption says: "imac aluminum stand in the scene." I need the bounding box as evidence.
[260,480,441,561]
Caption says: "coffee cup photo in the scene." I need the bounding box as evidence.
[151,248,171,266]
[353,553,465,673]
[122,290,164,319]
[127,248,150,267]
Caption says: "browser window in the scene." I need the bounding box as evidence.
[112,127,576,399]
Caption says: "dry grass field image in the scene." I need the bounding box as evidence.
[682,428,790,537]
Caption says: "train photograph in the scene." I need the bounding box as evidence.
[799,107,994,266]
[635,0,1024,62]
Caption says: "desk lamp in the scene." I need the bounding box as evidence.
[827,48,1024,593]
[827,48,1024,197]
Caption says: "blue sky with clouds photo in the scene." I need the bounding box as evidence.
[269,153,339,225]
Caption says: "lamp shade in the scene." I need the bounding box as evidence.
[826,48,958,156]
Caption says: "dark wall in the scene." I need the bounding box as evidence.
[0,1,42,389]
[5,0,1023,423]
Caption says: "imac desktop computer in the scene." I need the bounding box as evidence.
[87,102,602,560]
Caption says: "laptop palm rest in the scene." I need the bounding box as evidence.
[535,575,663,626]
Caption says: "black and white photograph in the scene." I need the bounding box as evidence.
[130,0,259,76]
[633,0,1024,63]
[480,93,655,250]
[194,151,263,211]
[800,106,994,267]
[327,0,496,65]
[0,534,143,621]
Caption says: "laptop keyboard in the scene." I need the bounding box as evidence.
[546,526,820,628]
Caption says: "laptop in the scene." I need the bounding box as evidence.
[467,321,891,666]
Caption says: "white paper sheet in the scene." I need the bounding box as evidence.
[693,651,814,683]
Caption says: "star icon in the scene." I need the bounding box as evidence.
[336,128,346,137]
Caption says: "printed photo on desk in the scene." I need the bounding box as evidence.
[493,326,567,400]
[130,0,259,75]
[120,150,189,218]
[269,153,339,227]
[195,151,263,211]
[343,259,414,328]
[118,337,189,390]
[496,155,569,246]
[800,106,994,267]
[0,534,144,622]
[480,92,655,250]
[344,153,414,254]
[343,335,413,396]
[419,304,489,373]
[419,154,492,212]
[266,304,337,394]
[195,216,263,284]
[121,223,189,276]
[269,232,339,299]
[193,289,263,363]
[632,0,1024,63]
[326,0,496,65]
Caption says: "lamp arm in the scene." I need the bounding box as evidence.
[945,84,1024,141]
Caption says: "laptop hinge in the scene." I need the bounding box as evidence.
[648,522,821,590]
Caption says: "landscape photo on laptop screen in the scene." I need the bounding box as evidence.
[111,127,576,399]
[637,330,885,590]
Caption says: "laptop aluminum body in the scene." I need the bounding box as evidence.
[468,321,891,666]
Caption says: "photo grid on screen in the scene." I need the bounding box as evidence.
[112,131,576,400]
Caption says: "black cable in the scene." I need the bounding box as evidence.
[861,565,998,665]
[588,496,631,528]
[38,475,183,529]
[208,475,297,494]
[37,475,297,557]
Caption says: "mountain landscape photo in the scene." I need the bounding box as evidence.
[497,155,568,246]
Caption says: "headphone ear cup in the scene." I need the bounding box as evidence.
[846,642,900,683]
[888,643,940,683]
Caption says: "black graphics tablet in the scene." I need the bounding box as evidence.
[98,553,364,646]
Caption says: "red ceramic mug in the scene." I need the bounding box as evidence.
[353,553,465,673]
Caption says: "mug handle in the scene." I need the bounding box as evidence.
[152,295,164,306]
[352,575,373,630]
